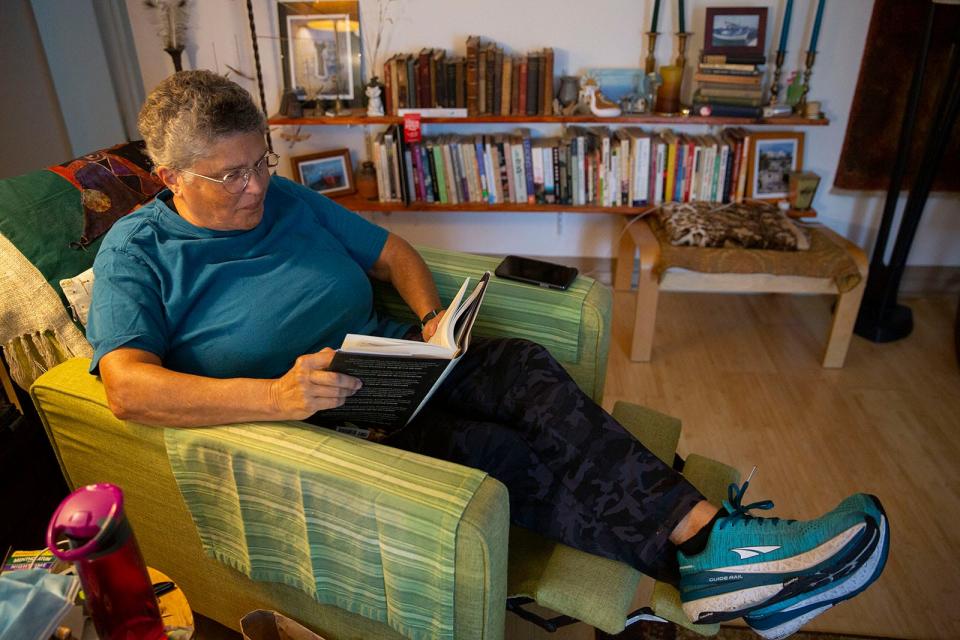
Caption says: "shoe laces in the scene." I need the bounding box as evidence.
[719,467,789,529]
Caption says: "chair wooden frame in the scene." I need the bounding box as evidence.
[614,218,869,368]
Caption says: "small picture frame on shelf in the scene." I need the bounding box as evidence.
[291,149,356,198]
[703,7,768,58]
[277,1,363,106]
[746,131,804,201]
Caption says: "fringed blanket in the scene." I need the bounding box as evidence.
[0,232,91,389]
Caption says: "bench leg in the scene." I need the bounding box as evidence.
[822,278,866,368]
[614,226,636,291]
[630,258,661,362]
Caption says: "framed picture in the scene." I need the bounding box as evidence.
[291,149,356,198]
[703,7,768,58]
[747,132,805,200]
[278,1,362,105]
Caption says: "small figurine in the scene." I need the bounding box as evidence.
[580,78,621,117]
[365,80,384,117]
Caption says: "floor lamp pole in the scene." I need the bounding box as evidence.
[854,1,960,342]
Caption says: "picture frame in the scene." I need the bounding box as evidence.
[703,7,768,58]
[291,149,356,198]
[747,132,805,201]
[278,1,362,105]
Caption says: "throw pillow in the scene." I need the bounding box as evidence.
[657,201,810,251]
[59,267,95,327]
[47,141,163,248]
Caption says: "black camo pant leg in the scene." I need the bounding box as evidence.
[384,337,705,584]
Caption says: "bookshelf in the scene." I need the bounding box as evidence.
[269,114,829,127]
[269,114,830,213]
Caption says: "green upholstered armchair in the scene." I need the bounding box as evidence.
[4,159,738,639]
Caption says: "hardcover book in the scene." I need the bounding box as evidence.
[320,273,491,431]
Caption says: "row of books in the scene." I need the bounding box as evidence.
[692,53,767,119]
[370,125,760,207]
[381,38,555,117]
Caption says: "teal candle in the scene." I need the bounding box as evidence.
[651,0,660,32]
[677,0,685,33]
[809,0,826,51]
[778,0,794,53]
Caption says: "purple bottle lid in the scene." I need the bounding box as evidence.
[47,483,125,561]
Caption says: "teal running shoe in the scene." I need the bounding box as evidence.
[678,471,877,625]
[745,495,889,639]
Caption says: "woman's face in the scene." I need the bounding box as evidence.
[172,131,270,231]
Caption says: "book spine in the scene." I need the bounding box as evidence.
[548,146,559,204]
[542,48,554,116]
[526,53,540,116]
[423,143,437,202]
[431,145,448,204]
[518,59,528,115]
[500,56,512,116]
[474,136,489,202]
[511,143,527,203]
[466,37,479,115]
[383,58,394,116]
[531,145,544,203]
[511,57,521,115]
[522,135,535,204]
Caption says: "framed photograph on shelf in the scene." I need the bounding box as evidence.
[747,132,805,201]
[278,1,362,105]
[291,149,356,198]
[703,7,768,58]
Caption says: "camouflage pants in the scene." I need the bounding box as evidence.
[385,337,705,584]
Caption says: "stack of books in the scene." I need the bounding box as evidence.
[381,37,554,117]
[370,125,756,207]
[691,53,766,118]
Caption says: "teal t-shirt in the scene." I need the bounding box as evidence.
[87,176,408,379]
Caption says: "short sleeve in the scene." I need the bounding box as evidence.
[86,248,168,374]
[273,177,388,270]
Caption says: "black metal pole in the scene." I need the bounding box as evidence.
[881,40,960,307]
[854,1,957,342]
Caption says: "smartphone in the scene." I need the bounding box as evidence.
[494,255,578,290]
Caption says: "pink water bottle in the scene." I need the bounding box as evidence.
[47,483,167,640]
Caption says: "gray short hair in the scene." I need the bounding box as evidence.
[137,70,266,170]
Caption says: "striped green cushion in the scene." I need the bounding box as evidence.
[165,423,487,640]
[372,247,589,362]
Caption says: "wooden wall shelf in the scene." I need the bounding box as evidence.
[334,195,656,215]
[269,114,830,127]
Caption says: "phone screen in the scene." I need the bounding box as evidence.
[494,256,578,290]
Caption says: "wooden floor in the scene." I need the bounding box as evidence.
[599,290,958,640]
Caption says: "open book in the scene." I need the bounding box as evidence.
[316,271,491,431]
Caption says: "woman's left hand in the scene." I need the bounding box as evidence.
[421,309,446,342]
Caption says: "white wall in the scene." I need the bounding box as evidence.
[124,0,960,266]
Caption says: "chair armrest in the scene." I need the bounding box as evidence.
[372,246,613,402]
[30,358,508,640]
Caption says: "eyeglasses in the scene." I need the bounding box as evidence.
[179,151,280,194]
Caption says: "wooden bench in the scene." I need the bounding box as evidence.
[613,217,869,368]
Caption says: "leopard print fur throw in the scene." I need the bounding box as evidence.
[657,201,810,251]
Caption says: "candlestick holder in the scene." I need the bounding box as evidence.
[675,31,691,71]
[768,49,786,105]
[798,50,817,114]
[644,32,659,75]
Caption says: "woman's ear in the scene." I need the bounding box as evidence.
[155,166,180,194]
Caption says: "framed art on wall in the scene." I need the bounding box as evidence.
[278,1,363,105]
[291,149,356,198]
[703,7,768,58]
[747,132,805,200]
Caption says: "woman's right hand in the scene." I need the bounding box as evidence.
[270,348,362,420]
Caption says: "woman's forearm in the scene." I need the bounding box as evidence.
[370,233,442,320]
[99,347,359,427]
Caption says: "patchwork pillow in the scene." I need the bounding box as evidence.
[47,141,163,248]
[657,201,810,251]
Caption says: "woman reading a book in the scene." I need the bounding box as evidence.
[87,71,886,638]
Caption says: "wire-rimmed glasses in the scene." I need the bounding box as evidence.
[179,151,279,194]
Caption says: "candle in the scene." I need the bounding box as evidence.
[651,0,661,32]
[778,0,794,53]
[677,0,685,33]
[809,0,826,52]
